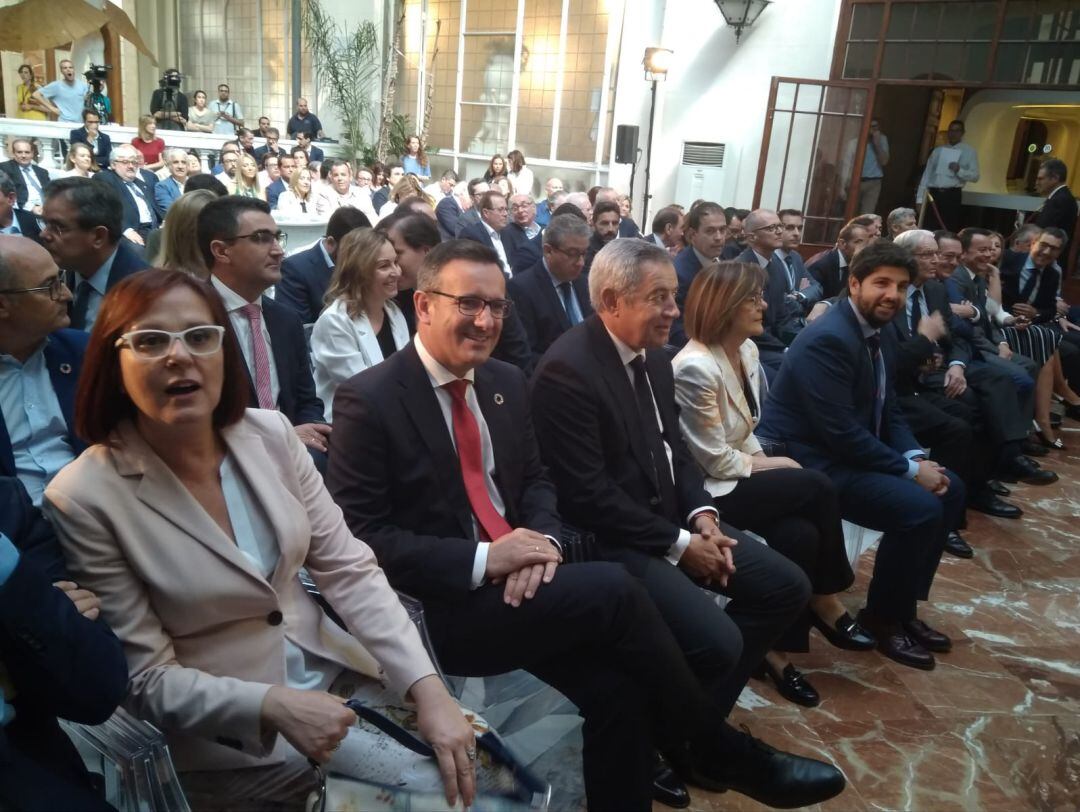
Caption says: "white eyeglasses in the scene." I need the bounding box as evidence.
[115,325,225,359]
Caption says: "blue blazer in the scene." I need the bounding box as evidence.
[93,169,159,232]
[435,195,462,241]
[275,242,333,325]
[258,296,325,426]
[756,298,920,479]
[0,477,127,811]
[500,223,542,274]
[68,240,149,330]
[999,249,1060,323]
[735,247,790,354]
[68,127,112,167]
[153,175,184,218]
[507,260,593,367]
[12,208,42,241]
[807,248,846,300]
[458,220,502,257]
[0,330,88,479]
[266,177,287,210]
[669,246,703,348]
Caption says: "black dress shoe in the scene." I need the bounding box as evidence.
[755,661,820,707]
[810,610,877,650]
[969,489,1023,519]
[987,480,1011,496]
[856,610,936,670]
[944,531,974,559]
[1020,439,1049,457]
[685,730,846,807]
[902,618,952,652]
[653,758,691,808]
[1064,402,1080,421]
[1001,455,1059,485]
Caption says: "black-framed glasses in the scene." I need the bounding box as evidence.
[427,290,513,319]
[753,224,784,234]
[0,275,67,301]
[551,246,587,262]
[114,325,225,359]
[223,230,288,250]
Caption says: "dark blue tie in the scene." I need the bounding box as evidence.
[1019,268,1040,303]
[910,289,923,335]
[866,333,885,437]
[558,281,581,326]
[783,254,796,292]
[71,279,92,330]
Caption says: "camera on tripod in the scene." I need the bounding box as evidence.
[85,63,111,82]
[160,70,183,91]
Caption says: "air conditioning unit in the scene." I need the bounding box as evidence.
[674,142,728,206]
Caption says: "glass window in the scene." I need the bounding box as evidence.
[843,42,876,79]
[849,3,884,40]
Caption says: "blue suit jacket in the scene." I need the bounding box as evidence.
[152,176,184,218]
[0,477,127,810]
[68,127,112,167]
[11,208,42,241]
[669,246,704,349]
[258,296,325,426]
[275,242,332,325]
[757,298,920,479]
[93,169,159,232]
[507,260,593,367]
[435,195,462,241]
[736,247,792,354]
[0,330,88,480]
[458,220,502,256]
[266,178,287,210]
[68,240,149,331]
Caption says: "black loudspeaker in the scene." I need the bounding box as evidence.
[615,125,639,164]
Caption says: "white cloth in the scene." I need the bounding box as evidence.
[211,276,281,405]
[482,221,510,275]
[315,187,378,222]
[508,167,535,196]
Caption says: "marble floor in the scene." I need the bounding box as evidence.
[459,418,1080,812]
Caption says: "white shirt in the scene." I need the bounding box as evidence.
[19,165,44,210]
[211,275,281,405]
[917,141,980,202]
[124,180,154,224]
[603,326,718,564]
[508,167,535,196]
[315,186,378,222]
[482,221,511,276]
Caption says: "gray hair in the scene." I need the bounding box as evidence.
[566,191,591,211]
[589,239,672,312]
[111,143,139,164]
[0,169,14,197]
[543,214,591,247]
[893,228,935,250]
[164,147,188,163]
[743,209,778,232]
[887,207,916,231]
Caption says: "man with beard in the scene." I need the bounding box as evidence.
[583,200,621,274]
[758,241,966,671]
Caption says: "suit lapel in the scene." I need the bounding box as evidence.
[535,271,571,331]
[474,364,516,516]
[711,344,754,427]
[44,340,79,438]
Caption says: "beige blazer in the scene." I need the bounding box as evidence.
[44,409,434,772]
[672,338,764,498]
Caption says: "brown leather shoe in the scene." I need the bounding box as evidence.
[856,610,936,671]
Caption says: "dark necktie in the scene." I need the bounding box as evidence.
[557,281,581,326]
[910,289,923,335]
[1019,267,1040,303]
[783,254,796,292]
[866,333,885,437]
[628,356,677,513]
[71,279,92,330]
[444,379,513,542]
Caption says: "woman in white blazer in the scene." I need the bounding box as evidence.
[44,270,478,811]
[311,229,410,422]
[672,260,871,709]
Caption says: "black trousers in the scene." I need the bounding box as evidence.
[711,468,853,652]
[425,562,720,812]
[600,523,810,718]
[928,186,963,232]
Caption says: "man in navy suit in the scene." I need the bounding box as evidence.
[1032,159,1077,240]
[757,241,966,670]
[807,222,871,300]
[774,209,822,343]
[735,209,795,375]
[0,139,51,215]
[507,214,593,367]
[669,202,728,348]
[583,200,621,275]
[275,207,371,324]
[265,153,295,210]
[68,109,112,167]
[198,197,329,463]
[435,182,467,241]
[501,193,543,274]
[93,145,160,246]
[152,148,189,218]
[0,476,128,811]
[0,236,89,505]
[0,171,41,241]
[295,132,325,165]
[458,191,512,275]
[40,178,149,333]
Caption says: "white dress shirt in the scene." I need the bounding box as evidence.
[482,221,511,276]
[916,141,980,203]
[211,275,281,405]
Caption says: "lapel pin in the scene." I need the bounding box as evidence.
[59,363,72,374]
[493,393,505,405]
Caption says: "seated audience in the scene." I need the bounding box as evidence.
[312,229,409,420]
[459,191,511,275]
[757,241,966,670]
[316,162,377,221]
[535,177,564,228]
[720,207,749,259]
[0,476,128,811]
[253,127,286,164]
[378,174,430,220]
[94,144,160,246]
[185,150,203,176]
[0,138,51,215]
[58,142,97,180]
[256,154,281,190]
[649,206,684,255]
[565,192,593,224]
[295,131,325,164]
[453,179,488,236]
[435,180,470,241]
[672,260,870,707]
[670,201,728,348]
[43,269,476,811]
[154,147,190,217]
[151,189,218,278]
[185,173,229,197]
[276,167,316,215]
[501,193,543,272]
[130,115,166,171]
[807,221,870,299]
[773,208,822,342]
[327,238,844,811]
[593,186,641,238]
[69,108,111,167]
[228,153,264,200]
[734,210,791,371]
[265,154,294,210]
[41,178,149,331]
[371,164,404,214]
[0,171,42,239]
[584,200,622,274]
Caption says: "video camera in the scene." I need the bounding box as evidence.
[160,71,183,90]
[85,63,111,82]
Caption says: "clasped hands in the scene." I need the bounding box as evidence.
[680,514,737,587]
[486,529,561,608]
[914,458,950,496]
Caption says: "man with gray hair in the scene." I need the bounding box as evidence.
[507,213,593,364]
[565,191,593,225]
[501,193,543,273]
[93,144,159,245]
[532,237,844,808]
[887,207,917,240]
[0,171,42,240]
[153,148,190,218]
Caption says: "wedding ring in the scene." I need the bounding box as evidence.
[331,741,342,751]
[533,545,538,552]
[466,746,477,761]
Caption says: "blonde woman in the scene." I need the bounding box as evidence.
[276,167,316,215]
[131,115,166,171]
[310,229,409,421]
[151,189,217,278]
[230,153,264,199]
[378,174,432,220]
[60,142,97,177]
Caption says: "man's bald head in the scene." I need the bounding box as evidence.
[0,234,56,289]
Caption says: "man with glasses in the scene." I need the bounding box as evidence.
[0,235,86,502]
[0,171,41,240]
[94,145,159,245]
[0,140,51,216]
[69,109,112,167]
[500,193,542,274]
[459,191,511,276]
[196,197,329,466]
[774,209,822,344]
[736,209,794,376]
[508,214,593,367]
[669,202,727,348]
[39,178,148,332]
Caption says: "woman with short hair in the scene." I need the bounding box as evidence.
[276,167,315,215]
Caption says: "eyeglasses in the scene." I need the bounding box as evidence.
[37,218,81,237]
[222,230,288,250]
[753,224,784,234]
[551,246,587,262]
[0,276,67,301]
[427,290,513,319]
[115,325,225,359]
[742,291,766,307]
[510,202,535,211]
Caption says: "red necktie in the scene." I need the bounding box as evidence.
[444,379,512,542]
[241,303,275,410]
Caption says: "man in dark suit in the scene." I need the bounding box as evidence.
[68,109,112,167]
[591,186,641,238]
[669,202,728,348]
[720,207,749,259]
[275,207,371,324]
[775,209,822,341]
[1032,159,1077,239]
[501,193,543,273]
[649,206,684,255]
[435,182,466,241]
[458,190,511,275]
[265,153,294,210]
[295,132,325,164]
[0,476,129,811]
[93,144,160,246]
[454,179,488,236]
[583,200,621,275]
[736,209,795,375]
[0,139,51,215]
[507,214,593,367]
[40,178,149,333]
[807,221,870,299]
[252,127,287,164]
[197,197,329,461]
[0,171,41,240]
[757,241,966,670]
[329,239,844,811]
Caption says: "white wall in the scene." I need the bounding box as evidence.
[608,0,843,223]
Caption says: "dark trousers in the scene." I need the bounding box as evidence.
[832,467,965,622]
[601,524,810,717]
[711,468,853,652]
[963,362,1032,446]
[928,186,963,232]
[425,562,718,812]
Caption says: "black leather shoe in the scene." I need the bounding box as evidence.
[944,531,974,559]
[1001,456,1059,485]
[1021,439,1049,457]
[902,618,952,653]
[755,661,820,707]
[810,610,877,650]
[856,610,936,670]
[1064,402,1080,421]
[969,490,1023,519]
[686,730,846,807]
[987,480,1011,496]
[653,757,690,808]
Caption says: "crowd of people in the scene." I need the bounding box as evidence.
[0,75,1078,812]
